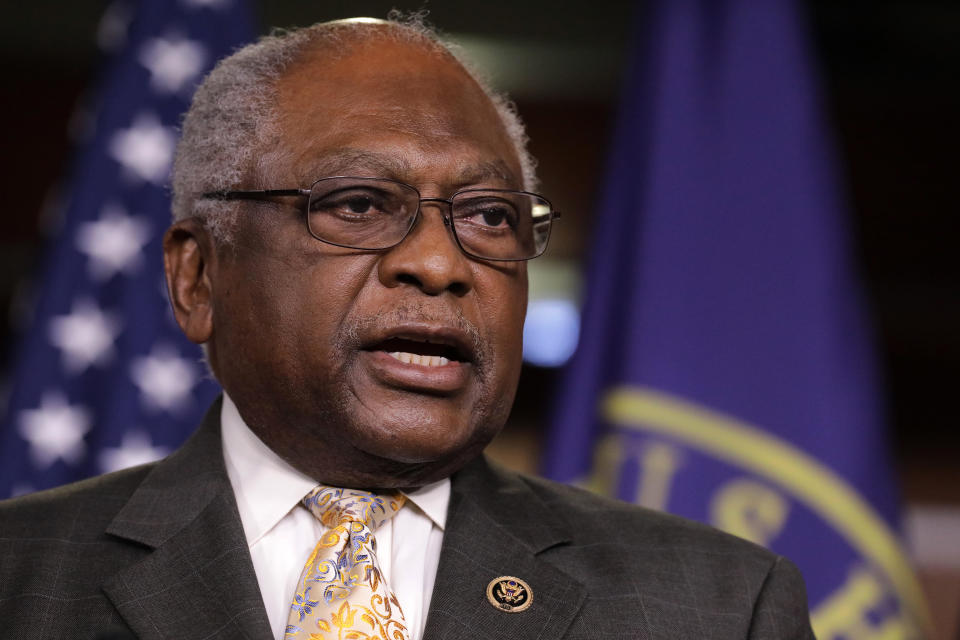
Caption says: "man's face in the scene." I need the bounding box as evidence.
[197,37,528,487]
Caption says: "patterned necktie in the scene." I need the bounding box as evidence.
[285,486,409,640]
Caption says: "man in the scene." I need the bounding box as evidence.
[0,18,814,640]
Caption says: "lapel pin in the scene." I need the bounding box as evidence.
[486,576,533,613]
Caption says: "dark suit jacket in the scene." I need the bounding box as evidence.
[0,399,814,639]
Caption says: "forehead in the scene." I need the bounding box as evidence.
[266,36,522,188]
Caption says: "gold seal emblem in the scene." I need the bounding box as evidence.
[486,576,533,613]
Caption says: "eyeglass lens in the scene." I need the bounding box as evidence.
[305,177,553,260]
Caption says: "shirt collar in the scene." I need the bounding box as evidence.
[221,393,450,545]
[402,476,449,531]
[221,393,317,546]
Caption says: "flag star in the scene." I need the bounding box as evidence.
[48,299,122,373]
[76,204,151,281]
[131,346,199,412]
[139,37,207,93]
[98,430,171,473]
[108,113,177,184]
[18,392,92,469]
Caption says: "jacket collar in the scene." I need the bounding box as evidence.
[102,397,274,639]
[423,456,587,639]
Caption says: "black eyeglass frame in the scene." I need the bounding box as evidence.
[202,176,561,262]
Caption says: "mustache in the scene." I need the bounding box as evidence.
[338,301,487,365]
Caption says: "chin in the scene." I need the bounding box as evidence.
[352,416,497,476]
[358,425,476,463]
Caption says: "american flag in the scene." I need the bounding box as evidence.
[0,0,254,498]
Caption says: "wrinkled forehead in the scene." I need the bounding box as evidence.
[262,36,523,188]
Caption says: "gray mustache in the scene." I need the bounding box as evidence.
[340,302,486,365]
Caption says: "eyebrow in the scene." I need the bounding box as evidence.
[297,150,410,182]
[295,149,519,189]
[454,160,518,187]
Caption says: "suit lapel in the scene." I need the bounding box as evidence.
[423,457,586,640]
[101,398,273,639]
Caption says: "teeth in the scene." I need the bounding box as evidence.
[388,352,450,366]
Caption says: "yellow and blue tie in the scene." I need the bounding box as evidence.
[285,486,409,640]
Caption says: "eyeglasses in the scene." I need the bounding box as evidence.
[202,176,560,261]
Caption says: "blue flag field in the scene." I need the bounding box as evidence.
[544,1,930,637]
[0,0,252,498]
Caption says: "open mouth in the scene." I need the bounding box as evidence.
[370,337,469,367]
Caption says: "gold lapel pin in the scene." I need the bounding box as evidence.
[486,576,533,613]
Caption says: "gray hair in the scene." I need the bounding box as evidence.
[171,13,538,243]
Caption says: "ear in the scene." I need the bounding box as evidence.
[163,219,216,344]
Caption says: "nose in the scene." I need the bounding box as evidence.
[377,203,474,296]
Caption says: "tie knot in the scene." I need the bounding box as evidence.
[303,486,405,531]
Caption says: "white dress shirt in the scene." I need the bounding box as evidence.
[220,394,449,640]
